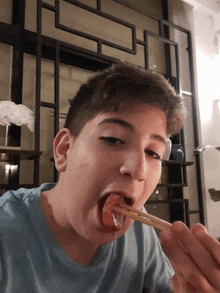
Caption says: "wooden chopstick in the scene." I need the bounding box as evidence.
[113,203,172,231]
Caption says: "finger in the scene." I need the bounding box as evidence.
[160,229,212,293]
[170,222,220,290]
[191,223,220,264]
[172,274,197,293]
[171,274,181,293]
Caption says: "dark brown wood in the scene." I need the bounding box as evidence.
[162,160,194,166]
[0,149,42,161]
[0,184,39,190]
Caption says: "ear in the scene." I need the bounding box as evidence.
[53,128,73,173]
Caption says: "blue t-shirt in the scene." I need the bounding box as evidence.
[0,183,173,293]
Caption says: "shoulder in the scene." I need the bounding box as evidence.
[0,184,55,252]
[0,187,37,205]
[0,188,37,231]
[0,183,56,232]
[125,207,174,292]
[119,210,161,258]
[0,183,55,212]
[0,187,38,211]
[0,183,53,227]
[127,206,159,244]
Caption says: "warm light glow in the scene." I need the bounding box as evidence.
[196,48,220,126]
[5,164,11,170]
[5,164,18,172]
[10,165,18,172]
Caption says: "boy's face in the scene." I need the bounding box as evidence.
[56,102,168,244]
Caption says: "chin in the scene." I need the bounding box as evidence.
[92,220,133,245]
[92,232,122,245]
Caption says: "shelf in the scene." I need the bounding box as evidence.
[189,210,200,214]
[0,184,39,190]
[0,149,42,162]
[162,160,194,166]
[146,198,189,204]
[157,183,187,187]
[145,198,190,227]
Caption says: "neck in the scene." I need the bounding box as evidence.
[41,188,99,265]
[58,236,99,265]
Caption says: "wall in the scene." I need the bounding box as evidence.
[171,0,220,238]
[193,6,220,238]
[168,0,201,226]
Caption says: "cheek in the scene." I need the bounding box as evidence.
[155,166,162,181]
[150,165,162,188]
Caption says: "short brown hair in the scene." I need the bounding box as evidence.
[64,63,186,137]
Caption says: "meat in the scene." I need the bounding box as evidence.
[102,193,126,231]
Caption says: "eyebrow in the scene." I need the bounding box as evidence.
[151,134,167,146]
[98,118,134,131]
[98,118,167,145]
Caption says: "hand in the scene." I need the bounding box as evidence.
[160,222,220,293]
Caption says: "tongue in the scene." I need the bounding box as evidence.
[102,193,126,231]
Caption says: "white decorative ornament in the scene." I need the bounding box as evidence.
[162,138,172,160]
[193,145,220,155]
[0,101,35,132]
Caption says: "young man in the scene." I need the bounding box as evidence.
[0,63,220,293]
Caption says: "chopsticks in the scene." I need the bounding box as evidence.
[113,203,172,231]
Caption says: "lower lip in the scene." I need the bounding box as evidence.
[98,194,127,233]
[101,214,126,233]
[97,210,125,233]
[99,225,122,233]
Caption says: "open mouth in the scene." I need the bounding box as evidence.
[99,193,133,233]
[100,193,132,209]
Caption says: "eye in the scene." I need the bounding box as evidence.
[145,149,161,160]
[100,136,124,146]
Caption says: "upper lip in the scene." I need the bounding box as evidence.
[100,191,134,207]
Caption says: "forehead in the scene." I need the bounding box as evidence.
[87,102,168,139]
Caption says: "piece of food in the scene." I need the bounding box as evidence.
[102,193,125,231]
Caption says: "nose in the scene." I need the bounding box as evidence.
[119,151,146,181]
